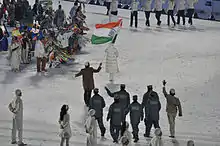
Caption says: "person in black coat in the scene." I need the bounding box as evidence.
[126,95,143,142]
[105,84,130,121]
[142,85,160,138]
[15,0,24,22]
[89,88,106,138]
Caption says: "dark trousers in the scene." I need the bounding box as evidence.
[111,11,118,16]
[144,119,160,136]
[155,11,162,25]
[36,57,46,72]
[177,10,185,25]
[131,123,139,139]
[106,2,111,15]
[130,11,138,28]
[84,90,92,106]
[167,10,176,26]
[144,11,151,26]
[187,9,194,25]
[110,124,121,142]
[96,117,106,136]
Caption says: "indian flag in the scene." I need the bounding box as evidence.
[91,19,122,45]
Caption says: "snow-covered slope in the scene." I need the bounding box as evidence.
[1,2,220,146]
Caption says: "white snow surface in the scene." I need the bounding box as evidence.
[1,2,220,146]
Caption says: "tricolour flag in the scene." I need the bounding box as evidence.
[91,19,122,45]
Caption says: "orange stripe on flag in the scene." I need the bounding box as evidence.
[95,19,122,29]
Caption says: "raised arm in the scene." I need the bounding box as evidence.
[105,86,115,97]
[162,86,168,98]
[93,63,102,73]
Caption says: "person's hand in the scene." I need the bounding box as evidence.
[99,62,102,67]
[163,80,167,86]
[179,113,182,117]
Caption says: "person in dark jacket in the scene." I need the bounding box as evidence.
[107,95,124,143]
[15,0,24,22]
[75,62,102,107]
[32,0,43,17]
[126,95,143,142]
[145,91,161,138]
[89,88,106,138]
[142,85,160,137]
[105,84,130,121]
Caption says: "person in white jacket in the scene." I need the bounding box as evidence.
[8,36,21,72]
[176,0,186,25]
[130,0,139,28]
[143,0,152,26]
[187,0,198,25]
[85,109,97,146]
[154,0,162,26]
[109,0,118,22]
[34,36,47,72]
[8,89,26,146]
[149,128,164,146]
[167,0,176,26]
[59,104,72,146]
[105,39,119,83]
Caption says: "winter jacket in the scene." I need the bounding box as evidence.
[154,0,162,11]
[34,40,46,58]
[145,96,161,121]
[168,0,175,10]
[110,0,118,12]
[32,3,43,16]
[143,0,152,11]
[85,114,97,146]
[142,91,159,107]
[75,66,101,91]
[107,102,124,126]
[163,87,182,114]
[9,96,23,129]
[187,0,197,9]
[106,89,130,110]
[126,101,143,125]
[59,113,72,138]
[131,0,139,11]
[105,43,119,74]
[15,3,24,21]
[89,94,106,118]
[177,0,185,10]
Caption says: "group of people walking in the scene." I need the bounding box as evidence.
[74,62,185,145]
[104,0,198,28]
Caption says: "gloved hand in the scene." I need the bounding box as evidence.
[163,80,167,86]
[179,113,183,117]
[99,62,102,67]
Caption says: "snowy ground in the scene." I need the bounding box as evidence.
[1,2,220,146]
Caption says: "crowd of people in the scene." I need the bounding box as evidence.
[104,0,198,28]
[0,0,90,72]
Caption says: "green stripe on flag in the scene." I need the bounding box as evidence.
[91,35,113,44]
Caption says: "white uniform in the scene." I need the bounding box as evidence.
[131,0,139,11]
[168,0,175,10]
[8,42,21,71]
[187,0,197,9]
[177,0,185,10]
[10,96,23,144]
[154,0,162,11]
[21,41,30,64]
[85,110,97,146]
[143,0,152,11]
